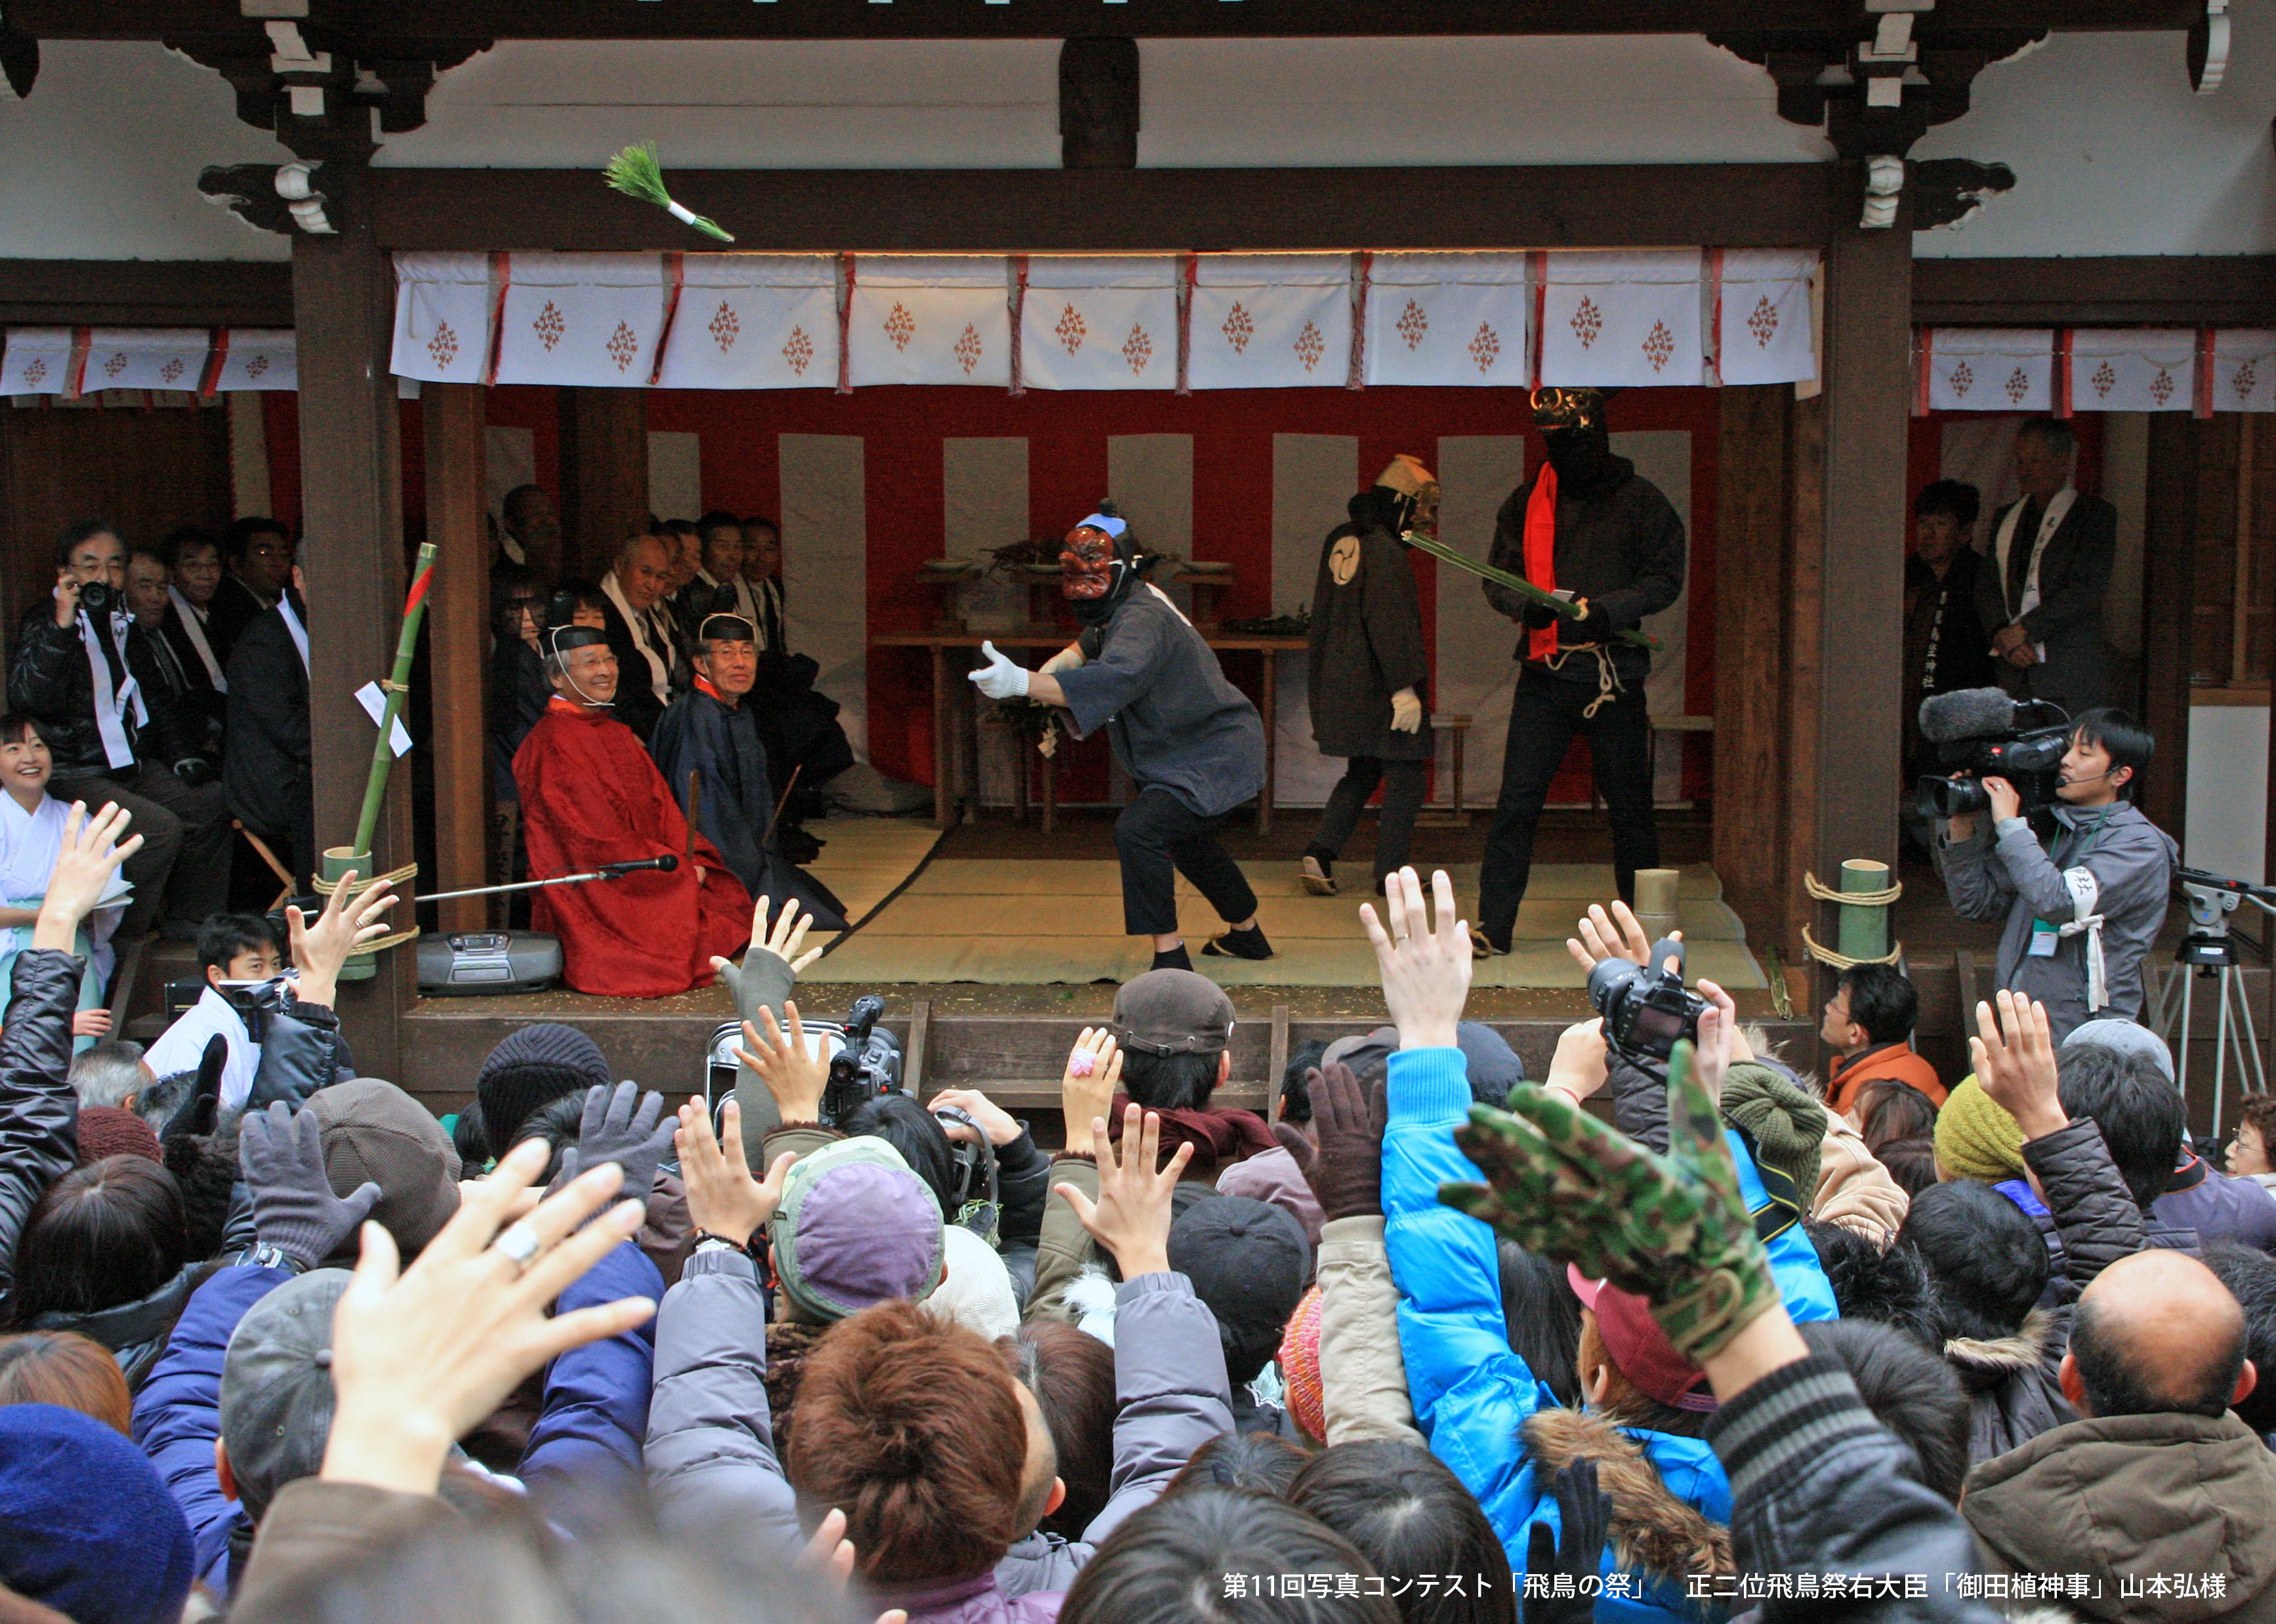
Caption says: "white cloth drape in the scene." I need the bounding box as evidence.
[2212,330,2276,413]
[654,255,840,390]
[1715,250,1816,386]
[1538,251,1705,388]
[1921,327,2054,413]
[388,252,494,385]
[2067,329,2197,413]
[496,253,669,388]
[1188,255,1355,391]
[846,255,1010,388]
[1019,256,1180,391]
[1362,253,1529,388]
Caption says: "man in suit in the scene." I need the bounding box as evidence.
[596,530,682,743]
[1976,418,2117,721]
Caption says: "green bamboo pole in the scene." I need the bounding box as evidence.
[351,543,436,861]
[1399,530,1660,650]
[1837,858,1892,963]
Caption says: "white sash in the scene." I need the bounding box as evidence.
[276,593,310,675]
[1992,486,2077,662]
[80,608,148,771]
[2057,864,2109,1012]
[601,573,671,702]
[167,587,228,692]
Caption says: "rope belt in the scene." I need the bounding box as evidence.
[1540,644,1624,720]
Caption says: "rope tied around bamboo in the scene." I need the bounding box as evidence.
[312,858,424,957]
[1800,860,1904,971]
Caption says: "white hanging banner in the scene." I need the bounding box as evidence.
[1922,327,2053,413]
[655,255,839,390]
[78,328,212,394]
[1019,256,1180,391]
[2067,328,2195,413]
[847,255,1010,388]
[208,329,297,393]
[2211,329,2276,414]
[1538,251,1703,388]
[2,328,75,395]
[1715,249,1817,386]
[1363,253,1529,388]
[1188,254,1354,390]
[496,253,668,388]
[390,251,493,385]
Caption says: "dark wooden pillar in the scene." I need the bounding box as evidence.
[1060,37,1140,169]
[557,387,648,582]
[291,160,415,1075]
[1712,385,1794,946]
[2140,413,2199,844]
[423,383,490,935]
[1809,188,1913,982]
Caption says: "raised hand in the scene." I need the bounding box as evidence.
[1054,1103,1192,1279]
[1441,1040,1777,1365]
[320,1139,653,1495]
[674,1098,795,1248]
[929,1087,1022,1148]
[1970,989,2065,1140]
[33,802,141,951]
[745,895,821,974]
[1543,1018,1610,1104]
[1058,1026,1122,1159]
[1564,899,1682,979]
[70,1009,112,1039]
[967,640,1032,701]
[1359,867,1471,1052]
[558,1081,674,1200]
[287,870,400,1009]
[1292,1061,1386,1222]
[1691,978,1739,1103]
[239,1100,381,1272]
[1524,1459,1613,1624]
[732,1001,829,1125]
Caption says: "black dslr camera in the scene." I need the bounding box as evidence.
[79,581,117,619]
[1586,936,1706,1067]
[1914,688,2073,822]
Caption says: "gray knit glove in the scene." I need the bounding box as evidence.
[558,1081,672,1201]
[238,1102,379,1272]
[713,949,797,1142]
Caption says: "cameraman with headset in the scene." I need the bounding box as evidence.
[1935,708,2176,1042]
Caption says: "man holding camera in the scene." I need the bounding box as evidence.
[9,521,231,935]
[1936,709,2176,1042]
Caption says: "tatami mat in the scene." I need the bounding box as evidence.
[798,816,949,927]
[805,855,1764,988]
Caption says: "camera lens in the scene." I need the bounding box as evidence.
[1586,957,1639,1019]
[1917,775,1989,821]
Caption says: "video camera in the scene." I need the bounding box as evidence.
[703,993,904,1127]
[1914,688,2073,822]
[1587,936,1706,1068]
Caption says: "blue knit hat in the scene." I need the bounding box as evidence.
[0,1404,196,1624]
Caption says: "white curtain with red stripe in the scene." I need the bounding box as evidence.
[1019,256,1180,391]
[389,251,493,385]
[1920,327,2054,413]
[1,328,77,394]
[2067,329,2197,413]
[495,253,669,388]
[653,255,839,390]
[1362,253,1529,388]
[3,326,297,396]
[210,329,297,392]
[1714,250,1816,386]
[847,256,1011,388]
[2212,330,2276,413]
[1188,255,1355,391]
[1538,251,1705,388]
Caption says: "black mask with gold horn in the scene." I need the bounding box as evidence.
[1532,386,1621,493]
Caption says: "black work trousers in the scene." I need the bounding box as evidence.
[1115,786,1258,939]
[1476,666,1658,951]
[1309,757,1428,886]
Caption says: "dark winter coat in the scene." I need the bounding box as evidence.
[1306,519,1430,762]
[222,598,313,881]
[0,947,81,1323]
[1945,1310,2077,1466]
[1903,547,1995,764]
[1060,588,1264,820]
[2157,1154,2276,1253]
[9,606,147,777]
[489,636,550,804]
[1483,456,1685,690]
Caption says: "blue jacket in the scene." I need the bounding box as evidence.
[519,1241,664,1530]
[130,1260,292,1598]
[1382,1048,1833,1624]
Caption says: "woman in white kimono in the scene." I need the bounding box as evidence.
[0,716,131,1051]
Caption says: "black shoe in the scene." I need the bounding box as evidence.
[1151,944,1194,972]
[1201,924,1273,961]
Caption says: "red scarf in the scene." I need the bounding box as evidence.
[1110,1092,1277,1178]
[693,674,728,703]
[1524,463,1560,661]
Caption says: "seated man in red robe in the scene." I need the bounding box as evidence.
[513,624,752,996]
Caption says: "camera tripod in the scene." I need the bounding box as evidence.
[2151,869,2273,1142]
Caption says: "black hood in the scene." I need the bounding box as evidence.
[1542,425,1624,496]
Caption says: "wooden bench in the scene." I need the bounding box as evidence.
[1416,712,1472,826]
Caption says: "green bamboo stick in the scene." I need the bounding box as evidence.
[350,543,436,860]
[1399,530,1660,651]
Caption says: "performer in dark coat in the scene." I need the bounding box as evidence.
[1474,387,1685,957]
[222,586,314,890]
[489,570,551,806]
[514,626,751,998]
[969,507,1270,973]
[650,614,847,932]
[1903,480,1995,783]
[1302,455,1436,898]
[1974,418,2118,722]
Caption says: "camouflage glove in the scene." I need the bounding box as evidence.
[1440,1039,1775,1363]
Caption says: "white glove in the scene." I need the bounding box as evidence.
[968,640,1031,700]
[1038,645,1087,677]
[1390,688,1424,734]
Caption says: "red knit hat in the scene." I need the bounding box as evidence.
[1567,1265,1715,1413]
[77,1106,161,1166]
[1278,1283,1326,1444]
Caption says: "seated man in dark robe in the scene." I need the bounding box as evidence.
[652,614,847,932]
[735,518,854,862]
[512,625,752,997]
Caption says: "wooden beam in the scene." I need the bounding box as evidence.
[15,0,2201,41]
[1913,255,2276,329]
[0,259,293,327]
[2140,413,2197,843]
[1711,385,1793,946]
[292,161,417,1077]
[1813,199,1913,952]
[557,387,648,583]
[422,382,491,935]
[369,165,1845,253]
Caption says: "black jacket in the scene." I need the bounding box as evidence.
[244,997,353,1111]
[596,593,673,744]
[30,1264,214,1391]
[1975,489,2118,718]
[8,606,147,778]
[128,608,224,772]
[202,574,270,671]
[0,947,81,1325]
[1903,547,1995,757]
[490,636,550,800]
[1485,456,1686,690]
[222,598,314,881]
[1307,519,1431,762]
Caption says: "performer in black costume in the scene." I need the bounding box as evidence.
[968,506,1270,973]
[1473,388,1684,959]
[650,614,848,932]
[1301,455,1436,898]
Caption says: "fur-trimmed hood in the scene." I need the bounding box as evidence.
[1943,1309,2058,1388]
[1522,1407,1733,1583]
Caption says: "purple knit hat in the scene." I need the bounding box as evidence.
[769,1137,944,1324]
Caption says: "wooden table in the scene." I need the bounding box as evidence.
[869,630,1308,832]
